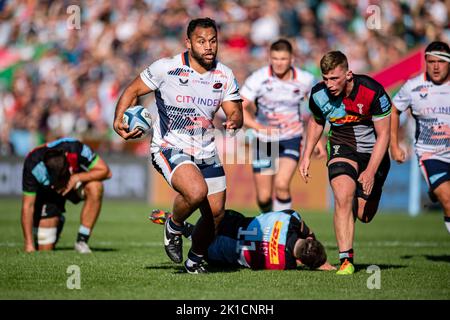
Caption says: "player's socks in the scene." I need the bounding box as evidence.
[185,250,204,268]
[445,216,450,233]
[77,225,91,243]
[273,197,292,211]
[184,250,207,274]
[339,249,354,265]
[258,200,273,213]
[168,217,184,234]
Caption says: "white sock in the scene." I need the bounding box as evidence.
[186,251,203,267]
[445,217,450,234]
[185,259,196,268]
[273,197,292,211]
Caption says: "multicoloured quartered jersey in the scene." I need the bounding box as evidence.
[22,138,98,195]
[140,52,241,159]
[309,74,391,153]
[207,210,304,270]
[393,73,450,163]
[240,66,314,142]
[236,210,302,270]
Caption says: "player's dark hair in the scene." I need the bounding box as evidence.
[295,238,327,269]
[43,148,70,190]
[270,39,293,54]
[320,51,349,74]
[425,41,450,54]
[187,17,217,39]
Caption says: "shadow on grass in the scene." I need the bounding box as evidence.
[54,246,117,252]
[425,255,450,263]
[145,262,241,274]
[353,264,406,273]
[402,254,450,263]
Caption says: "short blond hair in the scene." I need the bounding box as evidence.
[320,51,348,74]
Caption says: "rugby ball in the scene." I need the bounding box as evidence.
[122,105,153,137]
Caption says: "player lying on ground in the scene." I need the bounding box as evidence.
[150,208,336,272]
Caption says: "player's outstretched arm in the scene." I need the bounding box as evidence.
[389,104,406,163]
[21,194,36,252]
[113,76,153,140]
[317,261,337,271]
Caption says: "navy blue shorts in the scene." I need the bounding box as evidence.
[34,187,84,221]
[252,137,301,173]
[151,149,226,195]
[420,159,450,195]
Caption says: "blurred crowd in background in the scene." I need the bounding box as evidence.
[0,0,449,157]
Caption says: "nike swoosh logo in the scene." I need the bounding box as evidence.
[164,225,170,246]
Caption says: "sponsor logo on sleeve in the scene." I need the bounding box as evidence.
[379,94,391,112]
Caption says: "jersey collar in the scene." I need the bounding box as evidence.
[182,51,190,67]
[346,74,360,100]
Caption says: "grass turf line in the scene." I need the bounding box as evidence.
[0,198,449,299]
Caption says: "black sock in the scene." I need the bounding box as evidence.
[77,225,91,243]
[339,249,354,264]
[258,200,273,213]
[187,249,203,263]
[77,233,90,243]
[186,249,204,267]
[168,217,184,234]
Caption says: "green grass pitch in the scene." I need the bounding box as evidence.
[1,198,449,300]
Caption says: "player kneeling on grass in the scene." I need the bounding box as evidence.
[21,138,112,253]
[151,209,335,272]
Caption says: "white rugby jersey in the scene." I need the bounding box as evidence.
[140,52,241,159]
[240,65,314,141]
[393,73,450,163]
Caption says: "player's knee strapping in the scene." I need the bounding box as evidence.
[36,227,58,245]
[328,161,358,182]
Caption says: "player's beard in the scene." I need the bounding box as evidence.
[191,47,217,70]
